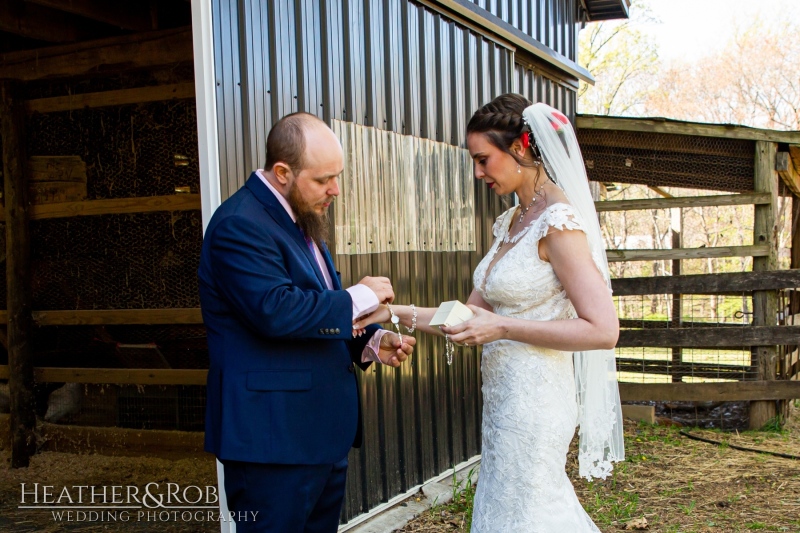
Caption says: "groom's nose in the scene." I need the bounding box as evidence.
[327,177,340,197]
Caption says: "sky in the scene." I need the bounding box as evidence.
[638,0,796,61]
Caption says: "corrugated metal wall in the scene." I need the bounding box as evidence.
[466,0,580,61]
[209,0,580,523]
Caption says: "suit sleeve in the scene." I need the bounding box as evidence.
[348,324,381,371]
[206,214,354,340]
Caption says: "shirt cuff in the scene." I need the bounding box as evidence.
[347,284,380,321]
[362,329,391,365]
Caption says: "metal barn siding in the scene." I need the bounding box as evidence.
[466,0,580,61]
[207,0,580,523]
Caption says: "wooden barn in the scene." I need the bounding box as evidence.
[0,0,631,526]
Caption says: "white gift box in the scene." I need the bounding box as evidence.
[428,300,474,327]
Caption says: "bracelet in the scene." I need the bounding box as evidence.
[405,304,417,333]
[387,304,403,342]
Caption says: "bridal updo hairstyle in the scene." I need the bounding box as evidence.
[466,93,542,169]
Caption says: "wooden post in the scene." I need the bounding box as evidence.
[671,209,682,382]
[792,194,800,315]
[0,81,36,467]
[749,141,779,430]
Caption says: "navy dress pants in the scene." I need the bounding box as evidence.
[221,457,349,533]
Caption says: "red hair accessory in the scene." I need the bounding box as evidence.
[521,133,530,149]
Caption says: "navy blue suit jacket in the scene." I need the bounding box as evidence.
[199,174,379,465]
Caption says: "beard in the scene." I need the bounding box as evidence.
[288,183,330,246]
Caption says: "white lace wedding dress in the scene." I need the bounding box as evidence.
[470,202,601,532]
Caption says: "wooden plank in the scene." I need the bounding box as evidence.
[606,245,769,263]
[27,156,87,204]
[616,325,800,348]
[0,308,203,325]
[0,27,193,81]
[576,115,800,145]
[1,81,36,468]
[619,380,800,402]
[611,270,800,295]
[595,193,770,212]
[0,366,206,385]
[750,140,781,429]
[616,359,752,377]
[776,151,800,196]
[621,405,655,424]
[0,1,89,43]
[26,0,154,32]
[26,83,196,114]
[0,194,201,221]
[27,155,86,182]
[34,308,203,326]
[619,319,743,329]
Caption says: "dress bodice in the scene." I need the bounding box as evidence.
[474,202,588,323]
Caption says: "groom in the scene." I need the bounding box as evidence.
[198,112,414,532]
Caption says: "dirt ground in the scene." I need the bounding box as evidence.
[1,405,798,533]
[401,404,800,533]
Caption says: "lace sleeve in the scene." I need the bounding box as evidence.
[535,203,611,290]
[492,207,517,239]
[532,203,586,241]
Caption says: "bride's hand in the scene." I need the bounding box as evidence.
[353,304,392,331]
[440,305,506,346]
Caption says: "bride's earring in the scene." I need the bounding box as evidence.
[517,164,521,174]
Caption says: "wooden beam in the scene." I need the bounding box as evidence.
[0,27,192,81]
[0,194,201,221]
[776,151,800,196]
[26,0,154,32]
[0,308,203,325]
[616,359,752,378]
[616,325,800,348]
[0,1,91,43]
[606,245,769,263]
[750,140,781,429]
[611,270,800,295]
[595,193,770,212]
[619,380,800,402]
[26,83,196,114]
[27,155,87,204]
[619,319,743,329]
[1,80,36,468]
[576,115,800,145]
[0,366,207,385]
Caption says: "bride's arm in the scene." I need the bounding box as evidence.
[442,229,619,352]
[352,290,492,337]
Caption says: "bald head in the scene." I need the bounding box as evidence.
[264,112,340,172]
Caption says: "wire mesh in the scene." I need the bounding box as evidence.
[577,129,755,192]
[615,293,758,383]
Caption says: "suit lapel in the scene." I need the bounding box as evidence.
[320,242,341,290]
[245,174,328,288]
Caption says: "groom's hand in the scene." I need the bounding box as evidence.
[378,332,415,367]
[357,276,395,304]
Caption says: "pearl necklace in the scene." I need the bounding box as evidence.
[517,182,545,224]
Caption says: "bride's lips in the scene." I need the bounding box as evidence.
[487,182,495,189]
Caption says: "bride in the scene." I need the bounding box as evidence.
[355,94,624,532]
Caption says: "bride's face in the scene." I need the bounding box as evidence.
[467,132,522,196]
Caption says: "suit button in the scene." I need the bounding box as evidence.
[334,328,341,334]
[348,363,355,373]
[319,329,324,334]
[323,328,330,334]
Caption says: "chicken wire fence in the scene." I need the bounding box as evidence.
[576,128,756,192]
[0,74,208,433]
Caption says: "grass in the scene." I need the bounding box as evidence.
[399,408,800,533]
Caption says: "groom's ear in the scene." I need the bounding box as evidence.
[272,162,294,186]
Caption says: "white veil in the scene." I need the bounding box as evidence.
[522,102,625,480]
